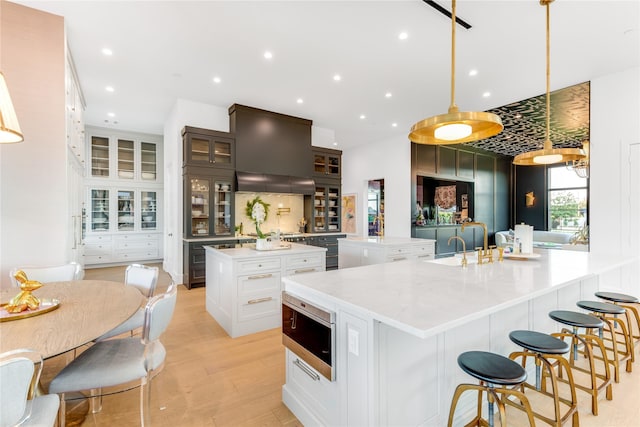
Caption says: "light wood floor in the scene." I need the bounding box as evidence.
[40,264,640,426]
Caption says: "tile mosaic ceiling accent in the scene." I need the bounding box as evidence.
[468,81,590,157]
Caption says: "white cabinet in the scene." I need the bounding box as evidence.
[338,237,435,268]
[205,244,327,338]
[84,232,161,266]
[86,126,162,182]
[66,52,85,166]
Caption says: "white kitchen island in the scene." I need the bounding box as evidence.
[205,242,326,338]
[282,249,640,426]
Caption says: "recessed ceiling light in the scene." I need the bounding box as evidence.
[213,76,221,84]
[482,91,491,98]
[102,48,113,56]
[333,74,341,82]
[107,112,115,117]
[398,32,408,40]
[359,114,366,120]
[468,69,478,77]
[264,51,273,60]
[392,123,398,127]
[105,86,114,92]
[296,98,304,104]
[385,92,392,98]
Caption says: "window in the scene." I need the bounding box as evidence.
[548,166,588,234]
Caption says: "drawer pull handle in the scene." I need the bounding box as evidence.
[247,296,273,305]
[248,273,273,280]
[293,358,320,381]
[294,268,316,274]
[390,257,407,262]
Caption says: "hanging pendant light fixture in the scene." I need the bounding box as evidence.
[567,140,589,178]
[409,0,503,145]
[513,0,585,166]
[0,71,24,143]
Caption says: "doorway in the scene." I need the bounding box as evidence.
[367,179,384,236]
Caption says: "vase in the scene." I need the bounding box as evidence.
[256,238,271,251]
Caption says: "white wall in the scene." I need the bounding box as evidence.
[590,67,640,257]
[341,136,412,238]
[0,2,67,286]
[163,99,228,283]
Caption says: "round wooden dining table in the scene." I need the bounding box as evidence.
[0,280,143,358]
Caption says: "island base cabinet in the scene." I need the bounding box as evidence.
[283,349,339,427]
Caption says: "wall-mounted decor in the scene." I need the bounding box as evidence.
[526,191,536,207]
[341,193,357,235]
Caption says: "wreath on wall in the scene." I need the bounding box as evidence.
[245,196,271,239]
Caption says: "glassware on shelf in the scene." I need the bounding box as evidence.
[140,142,157,180]
[214,180,231,235]
[117,190,135,231]
[117,139,135,179]
[141,191,157,230]
[91,189,109,231]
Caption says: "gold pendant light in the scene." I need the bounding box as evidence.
[513,0,585,166]
[409,0,503,145]
[0,71,24,144]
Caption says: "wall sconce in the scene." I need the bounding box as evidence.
[525,191,535,207]
[276,207,291,216]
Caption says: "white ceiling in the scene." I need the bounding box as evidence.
[14,0,640,150]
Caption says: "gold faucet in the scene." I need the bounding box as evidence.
[460,221,494,264]
[447,236,467,268]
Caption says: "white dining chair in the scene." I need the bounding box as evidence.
[49,283,177,427]
[9,262,83,287]
[95,263,159,341]
[0,349,59,427]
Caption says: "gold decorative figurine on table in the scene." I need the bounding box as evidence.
[5,270,43,313]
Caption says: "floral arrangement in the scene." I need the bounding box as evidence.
[245,196,270,238]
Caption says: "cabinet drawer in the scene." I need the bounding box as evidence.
[115,239,159,250]
[286,350,336,425]
[285,266,324,276]
[236,258,281,274]
[84,234,112,244]
[84,242,113,256]
[414,243,435,255]
[83,254,112,264]
[386,246,414,256]
[385,254,411,263]
[115,233,159,243]
[114,248,159,261]
[237,272,281,296]
[285,253,324,269]
[238,289,281,322]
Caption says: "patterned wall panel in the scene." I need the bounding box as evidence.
[469,81,590,157]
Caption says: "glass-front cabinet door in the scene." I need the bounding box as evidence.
[90,189,110,232]
[183,127,234,168]
[140,142,157,181]
[117,190,135,231]
[141,191,157,230]
[214,180,232,236]
[190,178,210,236]
[91,136,110,177]
[313,183,340,232]
[187,175,233,237]
[117,139,135,179]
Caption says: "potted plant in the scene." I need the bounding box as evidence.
[245,196,271,250]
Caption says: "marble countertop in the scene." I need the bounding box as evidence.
[205,242,326,259]
[338,236,435,246]
[185,232,346,243]
[283,249,635,339]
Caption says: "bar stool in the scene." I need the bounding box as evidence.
[448,350,535,427]
[595,291,640,354]
[507,330,579,427]
[577,300,633,382]
[549,310,613,415]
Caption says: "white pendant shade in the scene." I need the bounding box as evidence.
[0,72,24,144]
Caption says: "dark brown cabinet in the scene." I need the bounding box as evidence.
[183,239,237,289]
[308,180,340,233]
[312,148,341,178]
[306,234,343,270]
[438,147,457,177]
[183,126,234,169]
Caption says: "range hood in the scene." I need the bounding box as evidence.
[236,171,315,195]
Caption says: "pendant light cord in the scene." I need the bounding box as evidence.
[449,0,458,112]
[545,1,551,146]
